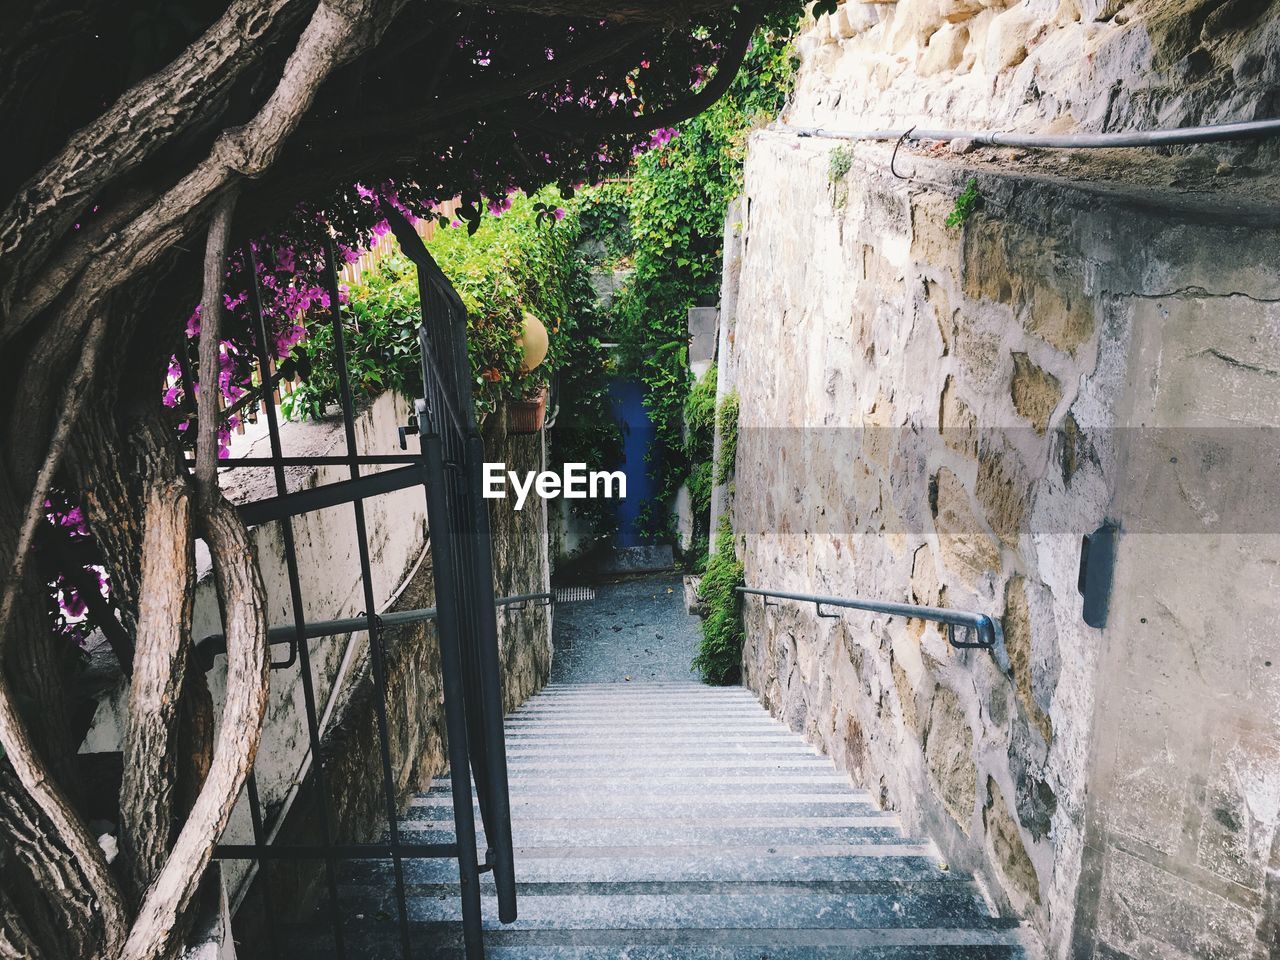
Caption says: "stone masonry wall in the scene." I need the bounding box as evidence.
[796,0,1280,150]
[732,128,1280,959]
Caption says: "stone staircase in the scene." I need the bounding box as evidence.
[303,681,1028,958]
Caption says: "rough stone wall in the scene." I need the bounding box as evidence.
[796,0,1280,146]
[733,128,1280,959]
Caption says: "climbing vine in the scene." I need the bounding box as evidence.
[693,517,746,684]
[684,365,718,553]
[596,17,798,540]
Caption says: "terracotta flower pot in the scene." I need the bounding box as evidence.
[506,387,547,434]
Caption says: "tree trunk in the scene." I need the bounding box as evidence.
[120,491,269,960]
[119,472,197,906]
[0,763,103,959]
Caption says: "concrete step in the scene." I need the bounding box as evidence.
[334,888,1007,931]
[330,676,1028,958]
[343,853,960,886]
[286,920,1025,959]
[406,798,886,820]
[396,822,910,848]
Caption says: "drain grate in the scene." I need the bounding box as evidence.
[554,585,596,603]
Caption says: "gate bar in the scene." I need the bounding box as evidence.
[236,464,424,526]
[246,246,347,955]
[324,238,414,959]
[197,591,552,662]
[422,431,486,960]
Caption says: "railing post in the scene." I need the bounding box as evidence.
[423,431,486,959]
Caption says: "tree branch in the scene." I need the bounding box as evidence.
[194,192,238,498]
[311,22,661,142]
[531,5,761,137]
[8,0,408,348]
[0,0,307,315]
[447,0,733,22]
[119,172,269,960]
[119,491,268,960]
[119,475,196,906]
[0,310,128,958]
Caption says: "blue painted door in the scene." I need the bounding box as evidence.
[607,378,658,547]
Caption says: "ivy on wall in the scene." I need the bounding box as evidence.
[590,19,798,542]
[684,365,718,558]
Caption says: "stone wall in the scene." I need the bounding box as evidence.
[796,0,1280,151]
[732,128,1280,959]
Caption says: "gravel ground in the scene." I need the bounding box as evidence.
[550,573,702,684]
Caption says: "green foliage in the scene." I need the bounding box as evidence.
[946,178,981,229]
[828,144,854,183]
[576,190,632,268]
[683,366,718,536]
[684,366,718,458]
[600,22,798,540]
[715,389,739,484]
[547,255,624,559]
[285,190,581,421]
[693,518,745,685]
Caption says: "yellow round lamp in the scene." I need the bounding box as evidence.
[518,311,549,373]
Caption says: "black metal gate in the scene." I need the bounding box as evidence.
[204,213,520,959]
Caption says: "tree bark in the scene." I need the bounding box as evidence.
[0,0,306,313]
[7,0,406,345]
[0,305,128,958]
[120,490,269,960]
[0,762,104,959]
[119,474,197,906]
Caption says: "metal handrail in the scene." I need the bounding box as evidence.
[196,591,553,666]
[737,586,998,650]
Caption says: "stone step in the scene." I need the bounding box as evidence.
[327,673,1027,959]
[406,798,885,820]
[499,742,798,747]
[406,814,900,831]
[499,727,788,732]
[502,744,811,758]
[502,757,833,773]
[514,697,763,708]
[331,888,1006,931]
[343,852,958,886]
[286,919,1027,959]
[395,822,910,848]
[429,775,859,792]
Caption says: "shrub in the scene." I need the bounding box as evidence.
[946,178,981,229]
[715,389,739,483]
[284,189,580,421]
[693,517,745,685]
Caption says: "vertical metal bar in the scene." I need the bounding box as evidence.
[464,434,517,923]
[246,250,299,671]
[245,774,281,959]
[323,239,413,960]
[423,432,486,960]
[246,247,345,956]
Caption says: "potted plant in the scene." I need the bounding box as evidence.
[506,311,551,434]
